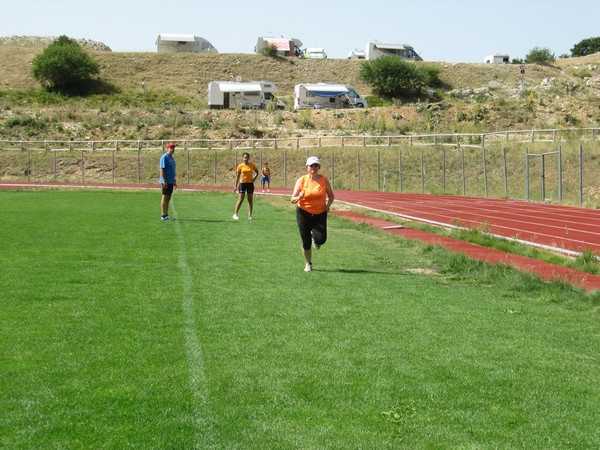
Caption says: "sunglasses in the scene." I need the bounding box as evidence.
[310,164,320,168]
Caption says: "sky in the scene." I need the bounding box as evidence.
[1,0,598,63]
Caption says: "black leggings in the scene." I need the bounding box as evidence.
[296,207,327,250]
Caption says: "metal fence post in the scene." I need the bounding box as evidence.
[526,147,530,201]
[357,149,361,191]
[483,146,488,197]
[442,147,446,192]
[283,150,287,189]
[579,144,583,206]
[399,149,403,193]
[503,147,508,198]
[377,150,381,191]
[420,149,425,193]
[558,144,563,202]
[461,147,466,196]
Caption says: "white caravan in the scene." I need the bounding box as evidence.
[294,83,367,110]
[206,81,284,110]
[303,47,327,58]
[155,34,217,53]
[484,54,510,64]
[365,42,422,61]
[255,36,303,57]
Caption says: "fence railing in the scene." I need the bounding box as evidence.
[1,128,598,153]
[1,128,599,207]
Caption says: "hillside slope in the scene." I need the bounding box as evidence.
[1,39,599,141]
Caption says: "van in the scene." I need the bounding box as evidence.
[294,83,367,109]
[303,47,327,58]
[206,81,284,110]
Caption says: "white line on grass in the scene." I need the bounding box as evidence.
[171,202,216,445]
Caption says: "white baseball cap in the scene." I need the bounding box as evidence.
[306,156,321,166]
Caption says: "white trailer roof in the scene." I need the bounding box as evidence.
[215,82,277,93]
[302,84,350,93]
[373,43,413,50]
[157,34,196,42]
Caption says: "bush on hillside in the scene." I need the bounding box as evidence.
[525,47,555,65]
[31,35,100,95]
[570,37,600,57]
[260,44,278,58]
[358,56,442,100]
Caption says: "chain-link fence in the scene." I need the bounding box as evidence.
[2,128,599,206]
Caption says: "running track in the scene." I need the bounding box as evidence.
[3,182,600,290]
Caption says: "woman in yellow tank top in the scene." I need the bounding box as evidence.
[291,156,335,272]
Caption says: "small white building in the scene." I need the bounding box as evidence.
[484,54,510,64]
[156,34,218,53]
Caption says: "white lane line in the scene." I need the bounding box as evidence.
[171,203,216,445]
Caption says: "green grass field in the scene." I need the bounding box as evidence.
[1,189,599,449]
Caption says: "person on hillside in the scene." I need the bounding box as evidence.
[159,142,177,221]
[290,156,335,272]
[233,152,259,220]
[261,162,271,192]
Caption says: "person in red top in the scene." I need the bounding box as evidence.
[233,152,259,220]
[291,156,335,272]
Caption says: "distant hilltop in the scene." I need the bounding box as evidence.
[0,35,111,51]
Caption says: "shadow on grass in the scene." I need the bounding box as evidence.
[317,268,405,275]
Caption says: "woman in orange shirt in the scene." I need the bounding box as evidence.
[291,156,335,272]
[233,152,259,220]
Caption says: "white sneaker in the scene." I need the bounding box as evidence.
[262,189,265,192]
[312,238,320,250]
[267,189,271,192]
[304,262,312,272]
[232,214,239,220]
[248,215,253,220]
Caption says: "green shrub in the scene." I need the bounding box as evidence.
[260,44,278,58]
[525,47,555,65]
[31,35,100,95]
[359,56,443,100]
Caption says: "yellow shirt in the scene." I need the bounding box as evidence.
[237,163,258,183]
[298,174,328,214]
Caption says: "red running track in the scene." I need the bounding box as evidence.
[334,191,600,257]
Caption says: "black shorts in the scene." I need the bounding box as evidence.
[162,184,175,195]
[238,182,255,194]
[296,207,327,250]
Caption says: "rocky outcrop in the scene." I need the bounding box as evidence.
[0,35,111,51]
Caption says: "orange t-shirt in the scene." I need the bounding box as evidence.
[298,174,329,214]
[237,163,258,183]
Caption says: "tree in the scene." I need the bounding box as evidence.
[31,35,100,94]
[359,56,441,100]
[571,37,600,57]
[525,47,555,65]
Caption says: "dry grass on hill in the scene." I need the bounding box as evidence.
[1,39,599,141]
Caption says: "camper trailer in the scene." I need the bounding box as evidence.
[347,49,366,60]
[155,34,217,53]
[302,47,327,58]
[255,36,303,57]
[206,81,284,110]
[484,54,510,64]
[294,83,367,110]
[365,42,422,61]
